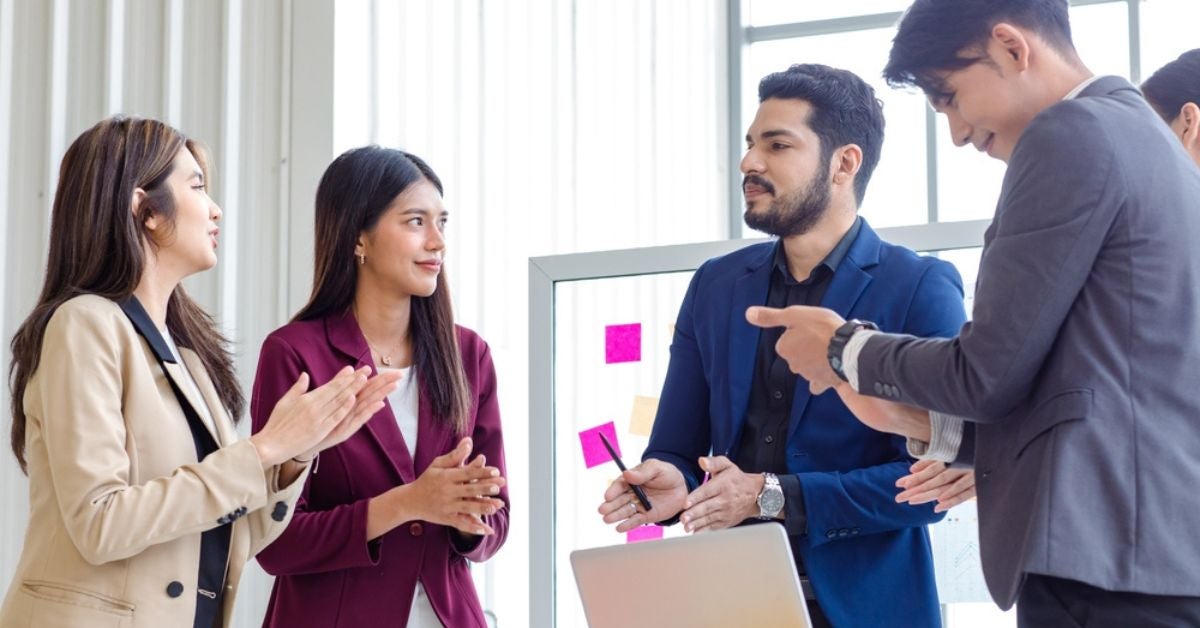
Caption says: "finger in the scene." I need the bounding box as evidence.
[620,463,657,488]
[745,305,793,330]
[614,512,650,533]
[702,456,735,476]
[683,510,721,533]
[468,454,486,468]
[934,486,976,512]
[600,499,635,523]
[604,477,632,503]
[358,370,403,401]
[451,497,505,516]
[680,495,720,528]
[281,373,311,401]
[809,378,833,395]
[307,366,365,412]
[450,514,494,536]
[690,517,732,534]
[896,461,946,489]
[899,469,967,503]
[684,481,719,510]
[431,438,474,468]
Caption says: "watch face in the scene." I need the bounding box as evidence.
[759,488,784,515]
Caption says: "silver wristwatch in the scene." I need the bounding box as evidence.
[757,473,784,519]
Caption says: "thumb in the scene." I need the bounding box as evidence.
[622,464,653,486]
[702,456,734,475]
[432,437,473,468]
[746,306,791,330]
[284,373,311,400]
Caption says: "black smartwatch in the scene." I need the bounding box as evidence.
[827,319,879,382]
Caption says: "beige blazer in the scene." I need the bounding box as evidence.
[0,295,308,627]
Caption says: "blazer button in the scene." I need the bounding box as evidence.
[410,522,424,537]
[166,581,184,598]
[271,501,289,522]
[825,530,837,539]
[216,516,229,525]
[873,382,883,395]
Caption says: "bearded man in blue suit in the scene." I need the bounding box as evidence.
[599,64,967,628]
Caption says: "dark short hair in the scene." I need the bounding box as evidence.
[758,64,885,205]
[884,0,1075,97]
[1142,49,1200,123]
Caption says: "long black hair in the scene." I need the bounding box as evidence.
[294,146,470,433]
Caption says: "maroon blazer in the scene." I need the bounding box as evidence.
[249,310,508,627]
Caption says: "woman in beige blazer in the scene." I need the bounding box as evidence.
[0,116,400,628]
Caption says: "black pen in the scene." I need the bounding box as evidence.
[598,432,653,512]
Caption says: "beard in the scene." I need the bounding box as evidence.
[742,161,832,238]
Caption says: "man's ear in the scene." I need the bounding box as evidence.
[1180,102,1200,144]
[832,144,863,191]
[990,23,1031,72]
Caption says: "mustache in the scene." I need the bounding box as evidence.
[742,175,775,196]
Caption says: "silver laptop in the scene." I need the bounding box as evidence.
[570,523,811,628]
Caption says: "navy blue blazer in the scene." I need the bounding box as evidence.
[644,220,966,628]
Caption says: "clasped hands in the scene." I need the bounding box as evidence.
[598,457,764,534]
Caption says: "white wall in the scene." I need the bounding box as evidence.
[0,1,727,627]
[0,1,336,625]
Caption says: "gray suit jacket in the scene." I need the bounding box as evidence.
[857,76,1200,608]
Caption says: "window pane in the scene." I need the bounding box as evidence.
[553,272,693,628]
[1140,0,1200,84]
[747,0,910,26]
[742,29,929,236]
[935,2,1131,223]
[1070,2,1131,79]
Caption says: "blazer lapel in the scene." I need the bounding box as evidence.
[325,310,417,484]
[179,349,237,447]
[786,222,879,442]
[117,297,222,446]
[727,246,774,453]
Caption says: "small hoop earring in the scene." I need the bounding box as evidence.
[357,253,366,266]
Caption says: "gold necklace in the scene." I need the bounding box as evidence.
[361,332,400,366]
[355,309,403,367]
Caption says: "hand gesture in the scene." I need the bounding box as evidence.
[251,366,369,467]
[295,368,403,461]
[406,438,506,536]
[599,459,687,533]
[896,459,976,513]
[679,456,762,533]
[745,305,845,394]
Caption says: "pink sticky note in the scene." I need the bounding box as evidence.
[605,323,642,363]
[627,525,664,543]
[579,421,621,469]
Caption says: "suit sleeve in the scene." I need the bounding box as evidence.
[447,341,510,562]
[642,263,712,494]
[797,261,968,546]
[858,106,1119,421]
[38,303,271,566]
[250,335,380,575]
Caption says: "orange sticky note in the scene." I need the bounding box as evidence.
[629,395,659,436]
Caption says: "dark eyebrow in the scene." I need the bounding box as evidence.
[189,170,204,182]
[400,208,449,217]
[747,129,801,143]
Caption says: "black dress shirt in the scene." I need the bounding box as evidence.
[733,218,862,573]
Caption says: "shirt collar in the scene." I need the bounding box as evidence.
[772,216,862,285]
[1063,75,1104,101]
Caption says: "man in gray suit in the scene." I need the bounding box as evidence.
[745,0,1200,625]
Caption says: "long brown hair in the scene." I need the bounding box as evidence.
[8,116,245,473]
[293,146,471,434]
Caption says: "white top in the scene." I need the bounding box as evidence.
[160,328,217,434]
[382,366,419,454]
[379,366,442,628]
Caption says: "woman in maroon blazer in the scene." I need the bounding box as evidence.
[250,147,509,627]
